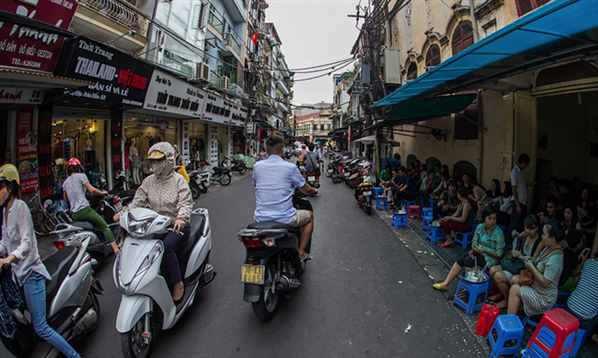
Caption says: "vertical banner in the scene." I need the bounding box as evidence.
[110,109,123,177]
[208,125,219,167]
[181,121,191,165]
[38,104,53,198]
[16,107,38,193]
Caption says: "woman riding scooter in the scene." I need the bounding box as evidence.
[114,142,193,302]
[63,157,119,254]
[0,164,81,358]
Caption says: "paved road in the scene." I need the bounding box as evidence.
[2,174,482,358]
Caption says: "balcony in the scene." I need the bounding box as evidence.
[222,0,247,24]
[207,9,225,38]
[225,32,242,60]
[71,0,149,53]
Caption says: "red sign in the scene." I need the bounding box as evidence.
[0,0,78,72]
[16,107,39,193]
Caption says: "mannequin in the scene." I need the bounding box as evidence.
[129,137,141,186]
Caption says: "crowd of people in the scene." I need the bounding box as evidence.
[377,152,598,346]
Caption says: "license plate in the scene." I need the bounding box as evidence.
[363,191,372,196]
[308,176,315,181]
[241,264,265,285]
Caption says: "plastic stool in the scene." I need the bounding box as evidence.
[454,277,489,314]
[373,186,384,196]
[455,231,473,248]
[427,227,444,244]
[375,196,387,210]
[526,308,580,358]
[401,200,416,210]
[572,329,585,357]
[392,212,408,229]
[422,207,434,230]
[488,314,525,358]
[407,205,421,219]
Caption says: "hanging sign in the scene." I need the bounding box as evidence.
[0,87,43,103]
[55,38,153,106]
[0,0,77,72]
[144,69,206,117]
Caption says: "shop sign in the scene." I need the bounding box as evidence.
[0,0,77,72]
[144,69,205,118]
[16,107,38,193]
[55,38,153,106]
[0,87,43,103]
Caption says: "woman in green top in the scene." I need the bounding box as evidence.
[433,207,504,291]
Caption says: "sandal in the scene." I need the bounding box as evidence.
[432,283,447,291]
[439,241,454,248]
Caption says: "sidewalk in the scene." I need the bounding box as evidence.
[373,206,598,358]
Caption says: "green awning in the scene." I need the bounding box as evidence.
[380,94,476,126]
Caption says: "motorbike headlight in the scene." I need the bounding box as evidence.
[128,216,153,236]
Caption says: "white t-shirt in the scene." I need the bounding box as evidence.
[63,173,91,213]
[510,165,528,206]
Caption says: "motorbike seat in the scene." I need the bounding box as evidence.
[43,247,78,301]
[179,213,206,272]
[213,167,229,175]
[247,222,300,234]
[71,221,95,231]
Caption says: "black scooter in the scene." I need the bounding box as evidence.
[238,193,312,322]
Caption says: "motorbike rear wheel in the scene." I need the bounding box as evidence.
[218,174,232,186]
[252,265,278,322]
[237,166,247,175]
[121,312,159,358]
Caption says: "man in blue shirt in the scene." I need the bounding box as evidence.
[253,135,318,259]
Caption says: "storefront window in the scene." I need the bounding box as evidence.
[51,118,106,190]
[185,121,207,169]
[124,116,178,178]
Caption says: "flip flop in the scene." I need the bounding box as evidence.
[432,283,447,291]
[439,241,454,248]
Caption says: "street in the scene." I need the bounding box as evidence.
[63,176,482,358]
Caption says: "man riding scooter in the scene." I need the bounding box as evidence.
[303,143,321,188]
[252,135,318,260]
[114,142,193,302]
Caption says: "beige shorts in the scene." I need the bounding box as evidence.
[290,210,312,227]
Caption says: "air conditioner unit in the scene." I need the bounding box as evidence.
[195,62,209,81]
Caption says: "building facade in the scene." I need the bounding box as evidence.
[294,103,333,144]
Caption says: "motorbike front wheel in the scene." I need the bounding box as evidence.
[218,174,232,186]
[190,182,200,200]
[121,312,158,358]
[252,265,279,322]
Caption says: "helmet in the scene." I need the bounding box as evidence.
[147,142,175,160]
[0,164,20,185]
[67,157,82,167]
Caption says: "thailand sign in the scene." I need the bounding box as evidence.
[144,69,206,117]
[0,0,77,72]
[56,38,153,106]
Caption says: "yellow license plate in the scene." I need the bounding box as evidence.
[241,264,265,285]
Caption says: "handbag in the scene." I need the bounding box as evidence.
[500,256,525,275]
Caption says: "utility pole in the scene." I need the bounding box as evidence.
[469,0,480,42]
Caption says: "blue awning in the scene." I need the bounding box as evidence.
[374,0,598,108]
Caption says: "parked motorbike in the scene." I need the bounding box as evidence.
[221,156,247,175]
[212,166,232,186]
[239,193,312,322]
[188,169,209,200]
[114,207,215,358]
[1,234,102,358]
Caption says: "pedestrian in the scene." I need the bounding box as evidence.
[510,153,530,233]
[0,164,81,358]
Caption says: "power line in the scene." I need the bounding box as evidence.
[293,60,357,82]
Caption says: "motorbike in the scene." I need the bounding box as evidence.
[1,233,102,358]
[212,166,232,186]
[221,156,247,175]
[188,169,210,200]
[239,193,312,322]
[114,207,215,358]
[356,179,374,215]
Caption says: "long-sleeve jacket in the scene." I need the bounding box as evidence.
[0,199,51,284]
[128,172,193,223]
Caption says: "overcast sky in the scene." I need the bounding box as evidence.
[266,0,359,106]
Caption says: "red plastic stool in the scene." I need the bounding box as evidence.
[526,308,579,358]
[407,205,421,219]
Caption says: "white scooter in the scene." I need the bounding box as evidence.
[113,207,215,358]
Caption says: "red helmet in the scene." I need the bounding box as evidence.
[67,157,81,167]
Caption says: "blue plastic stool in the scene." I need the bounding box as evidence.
[454,277,489,314]
[376,196,388,210]
[427,227,444,243]
[373,186,384,196]
[392,212,408,229]
[422,207,434,229]
[455,231,473,248]
[401,200,416,210]
[488,314,525,358]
